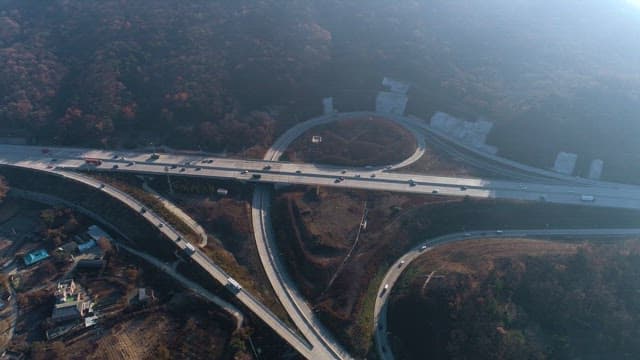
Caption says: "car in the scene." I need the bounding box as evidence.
[295,170,302,174]
[140,207,146,214]
[180,167,185,172]
[334,179,341,183]
[98,183,105,189]
[496,230,503,234]
[195,167,201,171]
[420,245,427,251]
[51,158,57,162]
[339,176,345,181]
[158,223,164,228]
[409,179,416,186]
[241,170,249,174]
[127,161,135,166]
[355,174,361,178]
[460,186,467,191]
[263,165,272,170]
[398,260,405,267]
[170,164,178,169]
[341,170,347,174]
[46,165,53,169]
[431,189,439,194]
[370,174,376,178]
[184,161,191,165]
[464,232,471,237]
[251,174,262,179]
[112,155,119,159]
[112,164,119,169]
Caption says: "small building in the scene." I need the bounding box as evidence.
[23,249,49,266]
[76,258,104,270]
[322,97,334,115]
[216,188,229,196]
[87,225,113,243]
[375,91,408,115]
[128,287,155,305]
[553,152,578,175]
[382,77,410,94]
[311,135,322,144]
[77,240,96,253]
[588,159,604,180]
[57,241,78,254]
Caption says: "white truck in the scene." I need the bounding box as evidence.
[580,195,596,202]
[227,277,242,293]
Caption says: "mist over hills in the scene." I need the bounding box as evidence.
[1,0,639,170]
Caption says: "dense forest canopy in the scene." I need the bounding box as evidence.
[1,0,640,164]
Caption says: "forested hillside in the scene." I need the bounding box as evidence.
[389,240,640,359]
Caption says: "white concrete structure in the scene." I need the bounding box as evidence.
[323,97,334,115]
[376,91,408,115]
[553,152,578,175]
[588,159,604,180]
[382,77,410,94]
[430,112,497,154]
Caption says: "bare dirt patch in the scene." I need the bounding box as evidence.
[284,116,417,166]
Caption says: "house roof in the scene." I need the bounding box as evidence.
[87,225,112,242]
[23,249,49,266]
[77,240,96,253]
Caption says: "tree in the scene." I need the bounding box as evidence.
[0,176,7,203]
[96,237,113,255]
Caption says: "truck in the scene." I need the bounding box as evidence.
[184,243,196,255]
[84,158,102,166]
[580,195,596,202]
[227,277,242,293]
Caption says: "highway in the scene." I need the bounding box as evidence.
[4,110,640,359]
[3,145,640,211]
[373,228,640,360]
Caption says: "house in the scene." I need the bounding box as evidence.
[23,249,49,266]
[87,225,113,243]
[51,279,92,324]
[77,240,96,253]
[76,258,104,270]
[57,241,78,254]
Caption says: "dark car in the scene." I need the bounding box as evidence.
[251,174,262,179]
